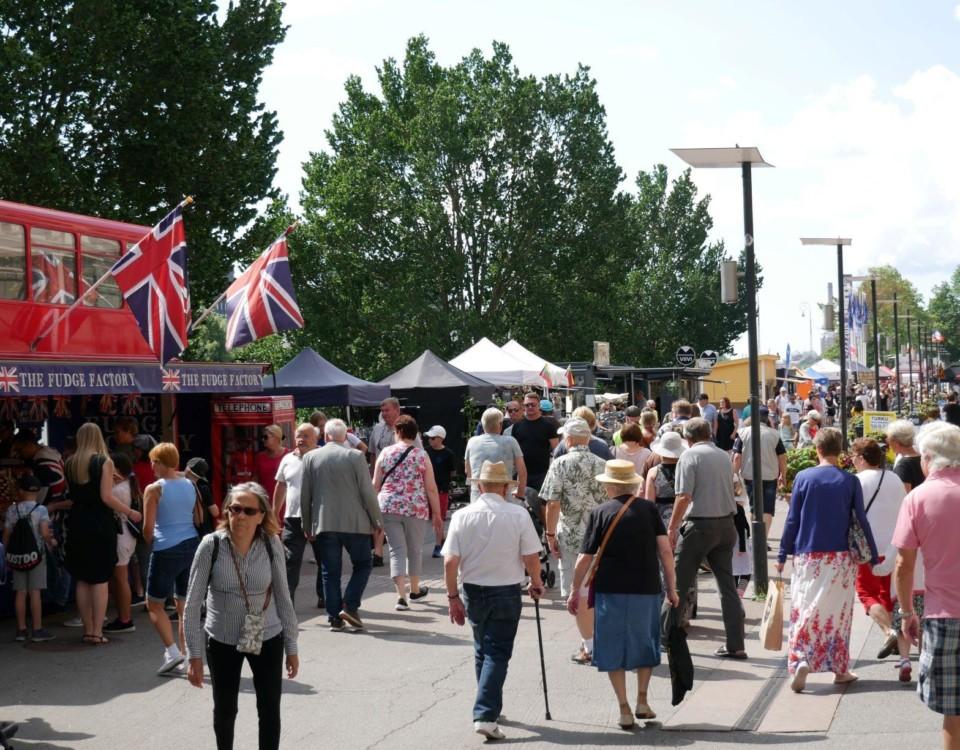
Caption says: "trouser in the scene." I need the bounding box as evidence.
[206,634,284,750]
[382,514,428,579]
[661,516,745,653]
[281,517,321,604]
[462,583,523,723]
[317,531,373,622]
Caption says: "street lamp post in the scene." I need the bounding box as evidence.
[875,295,902,412]
[906,312,914,413]
[802,238,853,447]
[671,146,772,597]
[918,320,925,399]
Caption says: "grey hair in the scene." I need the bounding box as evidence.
[324,418,348,442]
[886,419,916,448]
[227,482,269,510]
[916,422,960,473]
[683,417,712,443]
[481,407,504,433]
[380,397,400,409]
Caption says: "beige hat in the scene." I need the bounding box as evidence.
[558,417,591,438]
[807,410,822,422]
[469,460,518,486]
[653,431,687,459]
[595,459,643,485]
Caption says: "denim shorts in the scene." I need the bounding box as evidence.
[147,536,199,601]
[745,480,778,516]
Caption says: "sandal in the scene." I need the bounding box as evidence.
[634,691,656,719]
[833,672,858,684]
[618,702,635,730]
[714,646,748,659]
[570,648,592,665]
[81,634,109,645]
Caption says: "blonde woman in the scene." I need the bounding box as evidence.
[184,482,298,750]
[64,423,142,645]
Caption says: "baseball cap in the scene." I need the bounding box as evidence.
[132,434,157,452]
[424,425,446,439]
[539,399,554,413]
[17,474,41,492]
[758,405,770,420]
[185,457,209,478]
[558,417,591,438]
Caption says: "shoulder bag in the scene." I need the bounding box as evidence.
[584,495,638,607]
[228,535,273,655]
[847,470,882,565]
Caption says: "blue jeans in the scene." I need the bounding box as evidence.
[462,583,522,723]
[316,532,373,622]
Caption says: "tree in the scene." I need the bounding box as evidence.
[863,265,928,367]
[928,267,960,363]
[0,0,286,305]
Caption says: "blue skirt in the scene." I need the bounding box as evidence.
[592,592,662,672]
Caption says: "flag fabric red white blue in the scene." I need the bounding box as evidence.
[32,252,95,305]
[224,236,304,351]
[109,206,190,364]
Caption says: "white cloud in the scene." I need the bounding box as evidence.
[955,3,960,20]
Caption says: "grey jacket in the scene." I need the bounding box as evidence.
[300,442,382,536]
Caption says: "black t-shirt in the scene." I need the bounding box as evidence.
[944,403,960,427]
[425,445,456,492]
[581,495,666,595]
[510,417,558,485]
[893,455,925,492]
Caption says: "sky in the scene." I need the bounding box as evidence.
[258,0,960,362]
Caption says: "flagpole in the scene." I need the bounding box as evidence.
[30,197,194,351]
[189,221,299,333]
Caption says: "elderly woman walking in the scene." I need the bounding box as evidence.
[374,415,443,610]
[568,459,679,730]
[777,428,879,692]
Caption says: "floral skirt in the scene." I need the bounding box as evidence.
[787,551,857,675]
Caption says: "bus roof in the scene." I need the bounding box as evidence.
[0,199,150,242]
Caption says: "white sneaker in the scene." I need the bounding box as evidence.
[791,662,810,693]
[159,661,186,678]
[474,721,505,740]
[157,653,185,676]
[63,617,83,628]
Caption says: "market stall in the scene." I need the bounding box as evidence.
[261,347,389,407]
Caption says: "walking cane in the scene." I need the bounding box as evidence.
[533,598,552,720]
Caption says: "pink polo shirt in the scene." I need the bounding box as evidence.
[891,467,960,619]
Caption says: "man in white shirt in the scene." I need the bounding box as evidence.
[274,422,319,605]
[443,461,544,741]
[775,387,791,417]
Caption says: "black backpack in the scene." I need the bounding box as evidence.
[5,505,43,571]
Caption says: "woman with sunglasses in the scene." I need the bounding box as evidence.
[183,482,298,750]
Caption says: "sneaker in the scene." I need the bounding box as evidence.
[339,609,364,630]
[104,618,136,633]
[432,545,442,558]
[164,601,177,613]
[159,662,185,678]
[15,629,28,642]
[317,597,325,610]
[156,653,185,676]
[30,628,55,642]
[329,618,345,632]
[474,721,505,740]
[167,611,179,622]
[791,662,810,693]
[877,632,898,660]
[409,587,429,601]
[372,554,384,568]
[898,658,912,683]
[395,598,409,611]
[63,616,83,628]
[131,594,147,608]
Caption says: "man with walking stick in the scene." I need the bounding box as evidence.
[443,461,545,741]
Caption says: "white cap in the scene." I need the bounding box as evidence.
[424,425,446,439]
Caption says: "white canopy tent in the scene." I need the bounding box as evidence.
[809,358,841,375]
[501,339,573,387]
[449,337,544,386]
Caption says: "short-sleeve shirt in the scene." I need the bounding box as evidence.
[510,417,558,485]
[464,434,523,500]
[893,455,925,492]
[254,450,287,502]
[700,403,718,425]
[275,451,306,519]
[891,467,960,618]
[377,443,430,519]
[581,495,666,594]
[732,425,786,481]
[675,441,737,517]
[539,446,608,555]
[783,402,802,427]
[425,445,456,492]
[441,492,542,586]
[4,501,49,546]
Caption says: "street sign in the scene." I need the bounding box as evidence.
[700,349,719,367]
[676,345,696,367]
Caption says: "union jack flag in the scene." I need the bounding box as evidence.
[0,366,19,393]
[224,235,304,351]
[110,206,190,364]
[32,252,96,305]
[161,369,181,392]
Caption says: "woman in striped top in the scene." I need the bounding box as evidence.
[183,482,298,750]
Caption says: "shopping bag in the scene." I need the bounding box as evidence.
[759,578,784,651]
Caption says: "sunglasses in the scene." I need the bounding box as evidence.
[523,403,539,408]
[227,504,263,517]
[506,407,520,412]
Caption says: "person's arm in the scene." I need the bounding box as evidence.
[566,552,593,614]
[184,534,215,686]
[732,451,743,475]
[422,457,442,535]
[514,453,527,499]
[777,452,787,488]
[372,454,385,492]
[267,534,299,676]
[272,481,286,518]
[354,439,368,454]
[666,493,692,549]
[39,517,56,547]
[894,547,920,645]
[142,482,160,545]
[355,453,383,529]
[776,479,804,569]
[544,499,561,557]
[522,552,544,599]
[98,458,141,521]
[643,467,657,502]
[444,553,465,625]
[657,535,679,607]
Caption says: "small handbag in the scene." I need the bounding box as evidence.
[847,471,881,565]
[228,538,272,655]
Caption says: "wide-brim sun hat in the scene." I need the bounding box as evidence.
[469,460,518,485]
[653,431,687,459]
[807,410,822,422]
[595,459,644,485]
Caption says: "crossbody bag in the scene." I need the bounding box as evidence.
[584,495,638,607]
[228,536,273,655]
[848,469,883,565]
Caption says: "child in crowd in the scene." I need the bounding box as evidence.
[104,453,141,633]
[779,414,795,450]
[3,474,56,642]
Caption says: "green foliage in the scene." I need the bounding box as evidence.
[784,446,817,492]
[863,265,930,367]
[0,0,287,307]
[928,267,960,363]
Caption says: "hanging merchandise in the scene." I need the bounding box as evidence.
[52,396,71,419]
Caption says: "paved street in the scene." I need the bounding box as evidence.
[1,509,944,749]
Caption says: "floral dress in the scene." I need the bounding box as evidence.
[377,443,430,520]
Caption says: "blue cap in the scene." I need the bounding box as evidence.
[539,399,554,413]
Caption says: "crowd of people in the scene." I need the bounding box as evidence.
[3,385,960,748]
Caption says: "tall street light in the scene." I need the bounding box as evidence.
[801,238,853,446]
[670,146,773,597]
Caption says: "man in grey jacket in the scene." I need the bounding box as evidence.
[301,419,383,631]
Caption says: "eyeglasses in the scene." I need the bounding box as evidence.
[506,407,520,413]
[227,504,262,517]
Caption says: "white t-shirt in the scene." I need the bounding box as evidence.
[783,402,802,426]
[775,395,791,414]
[275,451,306,519]
[858,468,905,551]
[442,493,542,586]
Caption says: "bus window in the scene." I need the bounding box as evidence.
[0,222,26,300]
[30,227,77,305]
[81,235,122,308]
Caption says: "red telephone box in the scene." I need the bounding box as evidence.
[210,395,295,506]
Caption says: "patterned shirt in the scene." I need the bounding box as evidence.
[539,445,608,555]
[377,442,430,520]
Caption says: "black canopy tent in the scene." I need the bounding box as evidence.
[378,350,496,458]
[262,347,389,407]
